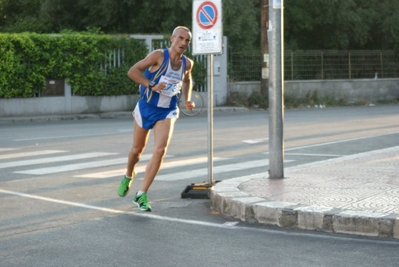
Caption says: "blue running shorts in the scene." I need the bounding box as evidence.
[132,100,179,130]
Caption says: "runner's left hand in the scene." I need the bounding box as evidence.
[184,101,195,111]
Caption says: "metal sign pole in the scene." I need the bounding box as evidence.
[207,54,214,185]
[181,0,222,199]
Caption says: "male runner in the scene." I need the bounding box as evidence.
[117,26,195,211]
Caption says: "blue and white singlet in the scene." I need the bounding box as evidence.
[133,49,187,130]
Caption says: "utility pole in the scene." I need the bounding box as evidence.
[261,0,269,96]
[268,0,284,179]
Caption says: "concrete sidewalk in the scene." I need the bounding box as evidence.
[211,146,399,239]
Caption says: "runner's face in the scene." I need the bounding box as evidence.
[172,29,191,53]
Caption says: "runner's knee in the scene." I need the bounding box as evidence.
[153,146,167,158]
[130,146,144,158]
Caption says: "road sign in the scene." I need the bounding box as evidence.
[197,1,218,30]
[192,0,222,55]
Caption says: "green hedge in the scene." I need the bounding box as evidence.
[0,33,148,98]
[0,33,209,98]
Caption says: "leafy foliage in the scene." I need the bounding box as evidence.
[0,33,148,98]
[284,0,399,51]
[0,0,260,53]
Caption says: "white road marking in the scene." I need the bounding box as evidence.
[1,152,116,169]
[1,188,395,244]
[74,155,196,179]
[264,152,344,157]
[155,159,293,181]
[15,157,126,175]
[13,132,118,141]
[14,154,166,175]
[0,189,123,214]
[285,132,399,151]
[0,150,66,160]
[75,156,226,179]
[243,138,268,144]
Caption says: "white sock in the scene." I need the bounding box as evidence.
[125,175,131,179]
[137,190,145,196]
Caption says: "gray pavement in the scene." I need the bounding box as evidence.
[2,108,398,240]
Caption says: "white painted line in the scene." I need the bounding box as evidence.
[285,153,343,157]
[75,154,186,178]
[1,188,397,244]
[285,132,399,151]
[0,148,19,152]
[14,154,168,175]
[15,157,127,175]
[263,152,343,157]
[243,138,268,144]
[1,152,117,169]
[0,188,232,228]
[76,157,227,178]
[155,159,293,181]
[0,189,123,214]
[13,132,117,141]
[284,145,399,172]
[0,150,66,160]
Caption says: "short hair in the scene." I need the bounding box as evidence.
[172,26,192,38]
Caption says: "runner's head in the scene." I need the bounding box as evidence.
[170,26,192,53]
[172,26,192,40]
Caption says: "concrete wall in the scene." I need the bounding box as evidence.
[229,78,399,103]
[0,95,140,117]
[0,81,140,117]
[1,78,398,117]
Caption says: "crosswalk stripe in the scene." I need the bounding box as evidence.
[3,148,294,180]
[285,152,343,157]
[154,159,293,181]
[0,150,66,160]
[263,152,343,157]
[75,157,227,178]
[243,139,268,144]
[15,157,127,175]
[13,154,167,175]
[1,152,116,169]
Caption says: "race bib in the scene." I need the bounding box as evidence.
[158,75,182,97]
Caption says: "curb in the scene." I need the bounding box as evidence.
[0,114,101,124]
[0,107,251,124]
[210,177,399,239]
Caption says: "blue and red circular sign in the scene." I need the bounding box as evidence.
[196,1,218,30]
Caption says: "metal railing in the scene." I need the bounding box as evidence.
[230,50,399,81]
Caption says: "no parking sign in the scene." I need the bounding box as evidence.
[192,0,222,55]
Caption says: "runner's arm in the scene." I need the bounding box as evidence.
[127,50,166,91]
[181,58,195,110]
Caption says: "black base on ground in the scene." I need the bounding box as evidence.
[181,181,220,199]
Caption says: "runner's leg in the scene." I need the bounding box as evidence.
[140,118,176,191]
[126,120,150,177]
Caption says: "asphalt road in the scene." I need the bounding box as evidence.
[1,105,398,267]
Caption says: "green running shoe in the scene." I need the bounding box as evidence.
[132,192,152,211]
[118,172,136,197]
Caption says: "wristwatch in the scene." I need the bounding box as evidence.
[148,81,156,90]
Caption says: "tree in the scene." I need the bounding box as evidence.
[0,0,260,53]
[1,0,398,52]
[284,0,399,51]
